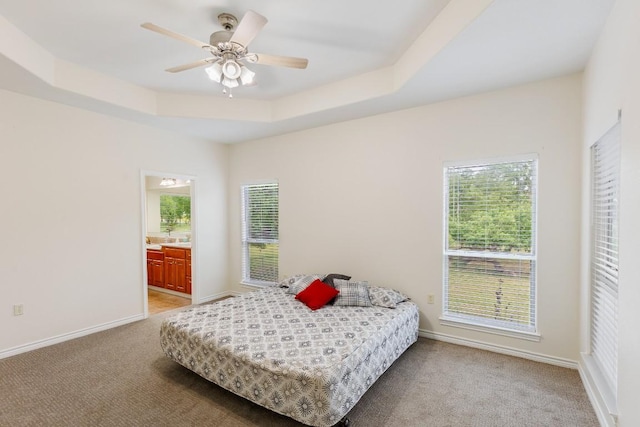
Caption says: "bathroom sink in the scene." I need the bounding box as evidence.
[162,242,191,248]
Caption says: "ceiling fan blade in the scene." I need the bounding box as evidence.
[253,53,308,69]
[141,22,211,49]
[229,10,267,47]
[166,59,214,73]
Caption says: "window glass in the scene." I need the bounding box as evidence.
[241,183,279,285]
[443,157,537,333]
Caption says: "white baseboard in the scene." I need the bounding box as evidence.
[578,354,618,427]
[419,329,578,369]
[0,314,144,360]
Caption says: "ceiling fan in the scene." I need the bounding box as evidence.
[141,10,309,97]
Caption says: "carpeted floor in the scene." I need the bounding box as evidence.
[0,308,598,427]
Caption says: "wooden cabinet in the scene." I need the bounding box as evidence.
[164,247,190,294]
[147,246,191,295]
[146,249,164,288]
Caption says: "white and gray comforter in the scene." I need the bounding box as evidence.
[160,286,419,426]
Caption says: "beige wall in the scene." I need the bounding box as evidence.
[0,89,229,354]
[229,74,583,363]
[581,0,640,425]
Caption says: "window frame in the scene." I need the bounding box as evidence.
[441,154,540,341]
[240,182,279,287]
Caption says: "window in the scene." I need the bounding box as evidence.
[241,183,279,285]
[590,122,620,397]
[160,194,191,234]
[443,156,538,337]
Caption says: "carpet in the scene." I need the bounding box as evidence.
[0,308,598,426]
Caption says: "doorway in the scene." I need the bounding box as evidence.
[141,171,196,317]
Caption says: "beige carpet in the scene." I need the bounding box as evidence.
[0,308,598,427]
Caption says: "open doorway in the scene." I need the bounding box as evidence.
[141,171,196,317]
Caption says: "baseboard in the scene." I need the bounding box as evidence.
[578,354,618,427]
[0,313,144,360]
[419,329,578,369]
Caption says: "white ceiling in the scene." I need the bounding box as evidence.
[0,0,615,143]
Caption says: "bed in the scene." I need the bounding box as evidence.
[160,278,419,426]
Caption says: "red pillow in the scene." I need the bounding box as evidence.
[295,279,340,310]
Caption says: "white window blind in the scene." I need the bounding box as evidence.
[241,183,279,285]
[443,157,537,334]
[590,122,620,396]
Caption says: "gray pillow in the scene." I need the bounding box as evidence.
[368,286,409,308]
[333,279,372,307]
[322,273,351,288]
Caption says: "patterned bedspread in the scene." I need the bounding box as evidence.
[160,286,419,426]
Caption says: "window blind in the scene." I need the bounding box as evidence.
[241,183,279,284]
[590,122,620,395]
[444,157,537,333]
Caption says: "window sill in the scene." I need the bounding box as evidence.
[439,315,541,342]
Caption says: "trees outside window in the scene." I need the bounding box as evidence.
[160,195,191,234]
[443,156,538,334]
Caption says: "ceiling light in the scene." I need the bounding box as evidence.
[205,57,255,97]
[205,62,223,83]
[222,59,242,79]
[160,178,176,186]
[222,76,239,89]
[239,66,255,86]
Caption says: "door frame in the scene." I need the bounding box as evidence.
[140,170,197,317]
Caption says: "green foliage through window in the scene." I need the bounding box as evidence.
[448,161,533,253]
[160,195,191,233]
[444,158,537,332]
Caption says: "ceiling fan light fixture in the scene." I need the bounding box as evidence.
[239,65,255,85]
[222,76,239,89]
[205,62,223,83]
[221,59,242,79]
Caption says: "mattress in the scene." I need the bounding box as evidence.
[160,286,419,426]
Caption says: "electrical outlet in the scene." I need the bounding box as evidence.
[13,304,24,316]
[428,295,435,304]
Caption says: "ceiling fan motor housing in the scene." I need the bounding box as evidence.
[209,30,233,46]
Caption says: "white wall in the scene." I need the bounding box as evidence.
[228,74,583,363]
[0,89,229,355]
[581,0,640,425]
